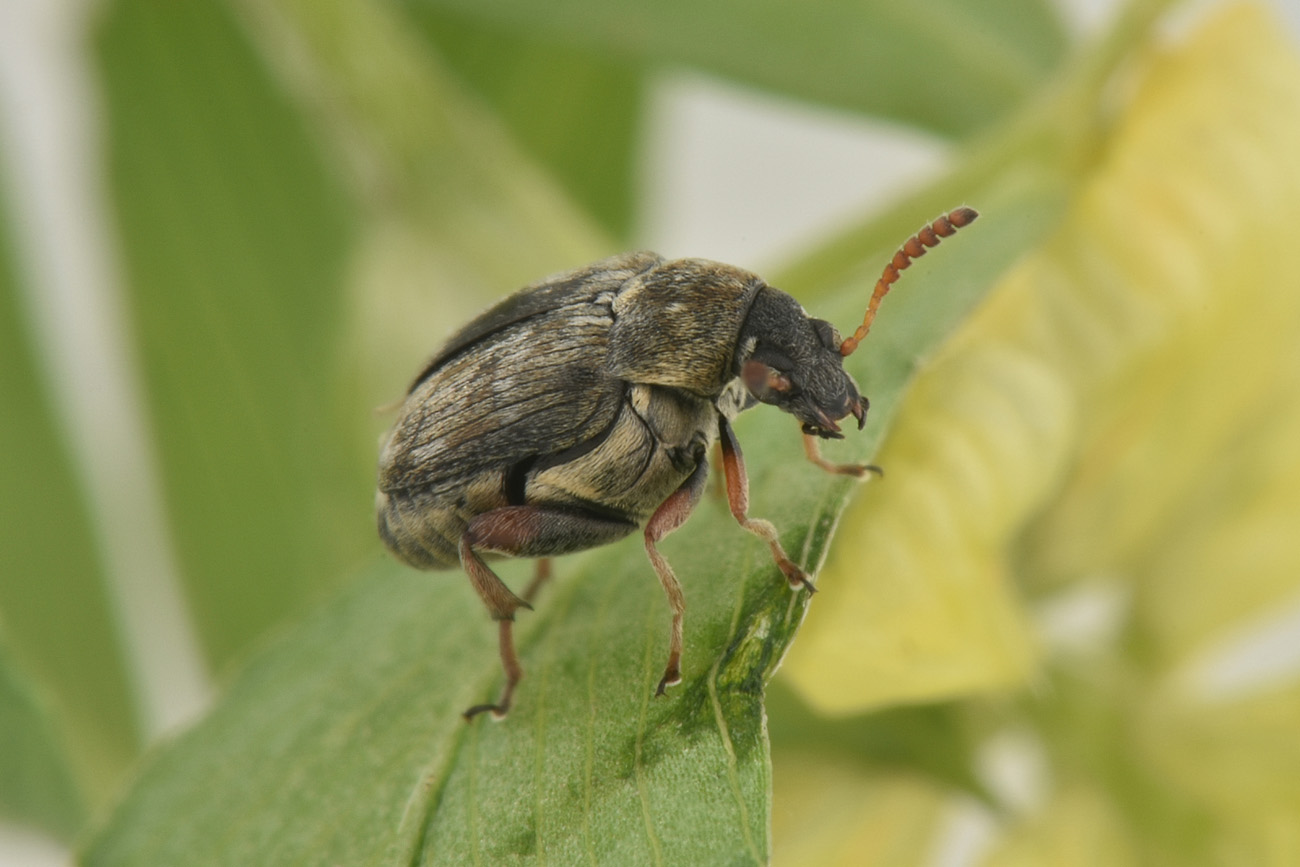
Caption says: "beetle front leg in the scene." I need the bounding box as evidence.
[801,431,881,478]
[719,417,814,592]
[644,457,710,696]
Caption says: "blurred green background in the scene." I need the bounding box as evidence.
[3,0,1300,863]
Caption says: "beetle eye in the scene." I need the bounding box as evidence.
[742,359,794,398]
[766,369,791,392]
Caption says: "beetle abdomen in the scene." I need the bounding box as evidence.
[376,487,460,569]
[525,384,716,524]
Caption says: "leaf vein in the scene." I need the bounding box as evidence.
[634,600,665,866]
[707,584,762,863]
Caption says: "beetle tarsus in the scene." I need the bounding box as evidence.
[464,618,523,721]
[801,432,887,478]
[463,702,506,721]
[778,558,815,593]
[655,659,682,697]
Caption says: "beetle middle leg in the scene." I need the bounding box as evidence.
[459,507,637,720]
[644,457,710,696]
[719,417,813,592]
[521,558,553,605]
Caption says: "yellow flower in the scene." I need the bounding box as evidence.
[778,4,1300,861]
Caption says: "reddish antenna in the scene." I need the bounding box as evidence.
[840,207,980,357]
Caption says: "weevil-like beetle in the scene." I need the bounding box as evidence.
[377,207,978,719]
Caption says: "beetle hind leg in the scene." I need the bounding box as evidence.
[462,618,525,720]
[458,536,531,720]
[520,558,553,605]
[458,506,638,719]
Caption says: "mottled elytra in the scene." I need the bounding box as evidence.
[376,207,979,719]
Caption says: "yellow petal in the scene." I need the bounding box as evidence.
[783,342,1071,712]
[783,1,1300,732]
[982,785,1140,867]
[771,751,950,866]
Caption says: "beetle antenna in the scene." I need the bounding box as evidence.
[840,207,979,357]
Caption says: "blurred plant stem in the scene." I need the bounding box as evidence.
[231,0,608,282]
[775,0,1181,299]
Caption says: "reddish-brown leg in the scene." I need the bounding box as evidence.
[459,534,532,623]
[644,459,710,696]
[462,618,526,721]
[458,537,531,721]
[802,432,882,478]
[460,559,552,720]
[521,558,552,605]
[708,440,726,500]
[458,507,637,720]
[719,417,813,592]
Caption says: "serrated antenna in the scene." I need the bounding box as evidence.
[840,207,980,357]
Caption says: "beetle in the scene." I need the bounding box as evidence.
[377,207,978,719]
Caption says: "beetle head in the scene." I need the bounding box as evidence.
[736,288,866,439]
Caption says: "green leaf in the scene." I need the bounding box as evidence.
[0,633,87,841]
[94,0,365,666]
[83,170,1054,862]
[227,0,613,405]
[402,0,1069,138]
[765,683,986,798]
[0,162,139,804]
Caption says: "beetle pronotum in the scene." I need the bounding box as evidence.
[377,207,978,718]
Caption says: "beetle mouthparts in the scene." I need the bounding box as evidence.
[815,407,843,433]
[801,421,845,440]
[849,398,866,430]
